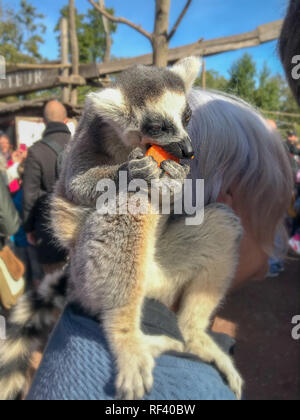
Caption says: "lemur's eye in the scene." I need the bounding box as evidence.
[150,124,162,135]
[183,105,192,127]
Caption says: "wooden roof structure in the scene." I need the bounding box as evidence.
[0,19,283,99]
[0,97,82,125]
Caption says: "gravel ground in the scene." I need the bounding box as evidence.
[214,256,300,401]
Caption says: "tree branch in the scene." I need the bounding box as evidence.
[168,0,193,41]
[99,0,112,62]
[88,0,153,41]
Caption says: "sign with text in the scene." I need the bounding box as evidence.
[15,116,77,148]
[0,68,59,97]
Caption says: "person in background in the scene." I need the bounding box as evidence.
[0,133,25,186]
[12,162,44,289]
[7,145,28,194]
[288,169,300,255]
[0,167,21,314]
[0,132,13,162]
[265,120,287,277]
[22,100,70,275]
[286,130,300,159]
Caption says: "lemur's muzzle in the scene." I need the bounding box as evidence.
[164,136,194,160]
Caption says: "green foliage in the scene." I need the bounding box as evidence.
[55,5,117,63]
[0,0,46,63]
[195,70,228,91]
[254,65,281,111]
[196,53,300,128]
[227,53,256,103]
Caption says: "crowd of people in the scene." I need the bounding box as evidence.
[266,128,300,278]
[286,130,300,255]
[0,100,70,311]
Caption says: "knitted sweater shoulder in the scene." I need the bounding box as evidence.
[27,302,236,401]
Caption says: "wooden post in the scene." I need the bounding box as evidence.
[99,0,112,63]
[60,18,70,103]
[69,0,80,106]
[202,59,206,90]
[152,0,170,67]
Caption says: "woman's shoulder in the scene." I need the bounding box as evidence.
[27,303,236,401]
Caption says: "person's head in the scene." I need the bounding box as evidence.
[287,130,298,144]
[279,0,300,106]
[188,89,294,290]
[43,100,68,125]
[267,120,277,130]
[0,134,12,156]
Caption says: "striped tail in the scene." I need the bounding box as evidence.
[0,270,68,400]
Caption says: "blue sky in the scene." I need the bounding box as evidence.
[7,0,290,78]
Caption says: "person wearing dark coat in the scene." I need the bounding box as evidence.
[22,100,71,274]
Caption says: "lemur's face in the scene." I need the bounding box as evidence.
[88,57,201,159]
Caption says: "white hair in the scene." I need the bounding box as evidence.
[188,88,293,253]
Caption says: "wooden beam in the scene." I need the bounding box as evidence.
[60,17,70,103]
[99,0,112,63]
[58,74,86,86]
[261,109,300,118]
[69,0,80,105]
[0,64,100,98]
[6,63,72,73]
[95,20,283,75]
[0,20,283,98]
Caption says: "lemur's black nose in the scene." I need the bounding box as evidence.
[164,137,194,160]
[179,136,194,159]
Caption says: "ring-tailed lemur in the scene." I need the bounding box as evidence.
[0,57,243,400]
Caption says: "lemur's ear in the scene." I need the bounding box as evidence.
[87,88,125,121]
[171,56,202,92]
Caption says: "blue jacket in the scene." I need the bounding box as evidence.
[27,300,236,401]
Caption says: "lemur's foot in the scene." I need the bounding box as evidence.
[115,335,183,400]
[161,160,190,183]
[185,333,243,400]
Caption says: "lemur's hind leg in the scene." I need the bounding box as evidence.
[178,278,243,400]
[103,287,184,400]
[71,211,183,400]
[160,204,244,399]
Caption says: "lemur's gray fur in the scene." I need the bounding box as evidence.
[0,57,244,400]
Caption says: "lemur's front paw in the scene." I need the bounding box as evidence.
[161,160,190,183]
[128,147,145,161]
[127,155,162,183]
